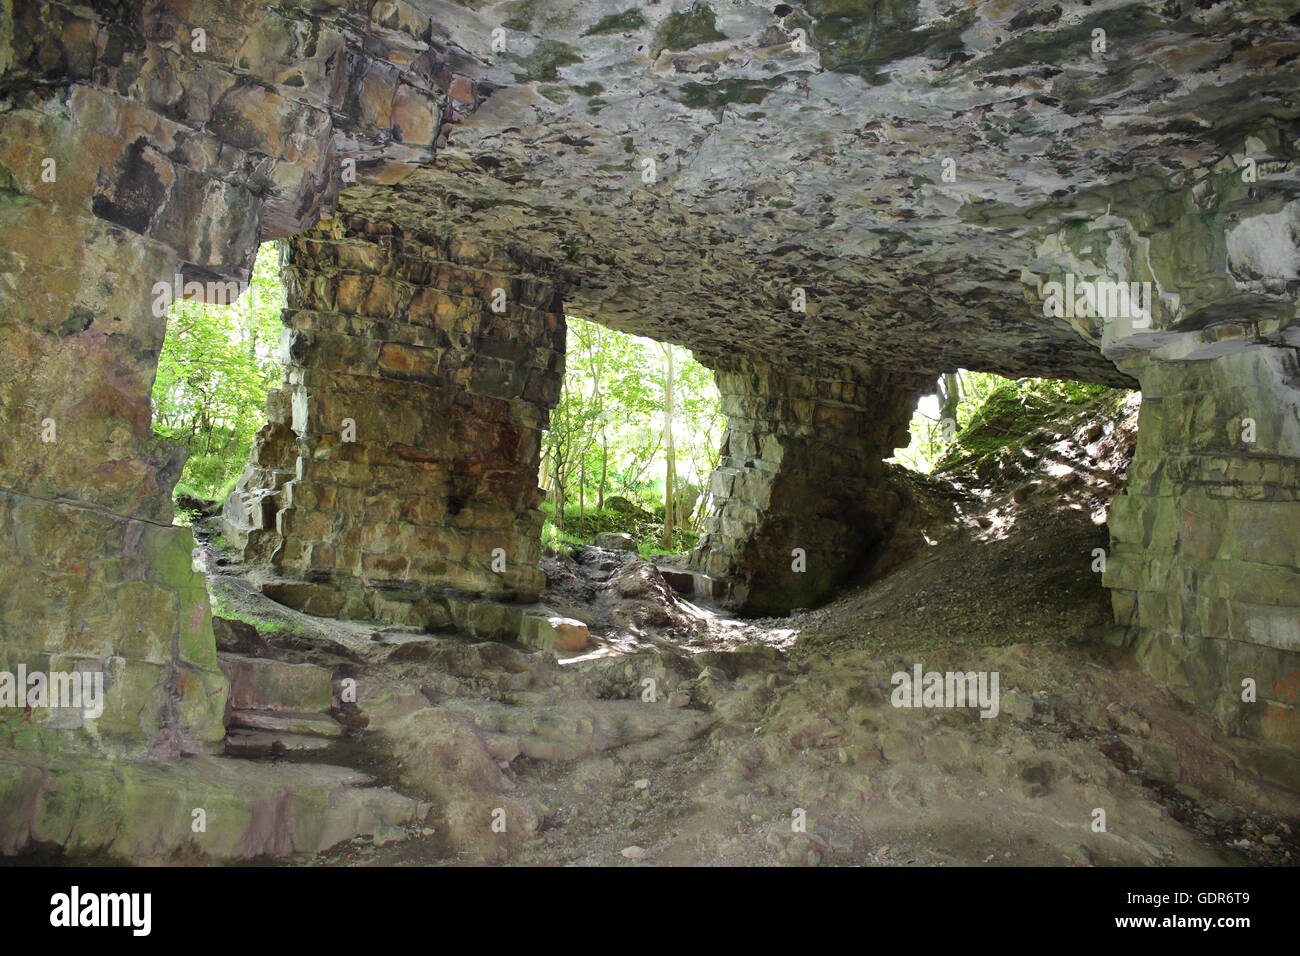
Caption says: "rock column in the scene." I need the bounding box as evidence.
[691,357,928,614]
[223,213,565,629]
[0,120,230,759]
[1104,346,1300,774]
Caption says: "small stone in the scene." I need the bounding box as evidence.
[372,825,406,847]
[633,778,650,789]
[1011,483,1037,503]
[620,845,648,860]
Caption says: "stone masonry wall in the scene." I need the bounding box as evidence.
[691,356,929,614]
[222,213,565,629]
[1104,346,1300,781]
[0,0,480,754]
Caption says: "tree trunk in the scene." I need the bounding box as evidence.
[662,346,676,550]
[598,433,608,510]
[552,450,567,530]
[939,372,961,430]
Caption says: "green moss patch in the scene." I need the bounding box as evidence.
[510,40,583,81]
[808,0,972,83]
[584,9,646,36]
[934,380,1122,482]
[656,2,726,53]
[673,78,775,113]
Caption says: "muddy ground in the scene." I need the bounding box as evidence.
[198,394,1298,866]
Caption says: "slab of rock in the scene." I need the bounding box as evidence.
[447,596,526,639]
[218,653,333,714]
[224,730,332,755]
[0,749,430,861]
[657,568,695,595]
[227,710,343,738]
[594,532,637,552]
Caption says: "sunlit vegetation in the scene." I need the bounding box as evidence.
[541,316,724,554]
[891,371,1119,474]
[151,243,285,501]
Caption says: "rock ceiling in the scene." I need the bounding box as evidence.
[345,0,1300,386]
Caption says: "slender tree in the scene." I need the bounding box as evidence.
[939,372,961,432]
[662,344,676,549]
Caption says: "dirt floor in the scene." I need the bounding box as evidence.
[198,393,1299,866]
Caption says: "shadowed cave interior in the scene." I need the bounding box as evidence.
[0,0,1298,865]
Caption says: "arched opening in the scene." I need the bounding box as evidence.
[152,242,287,520]
[539,316,723,559]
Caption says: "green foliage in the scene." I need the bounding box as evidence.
[542,316,723,554]
[541,520,588,552]
[891,370,1116,474]
[932,378,1121,479]
[636,541,685,560]
[539,502,699,554]
[152,244,285,501]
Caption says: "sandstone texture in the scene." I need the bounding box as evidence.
[0,0,1298,853]
[222,214,565,623]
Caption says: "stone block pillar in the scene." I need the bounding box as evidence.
[223,213,565,628]
[691,357,928,614]
[1104,346,1300,772]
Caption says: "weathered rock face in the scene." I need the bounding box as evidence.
[1106,348,1300,750]
[222,210,564,626]
[0,166,229,758]
[0,0,468,754]
[396,0,1298,383]
[692,356,928,612]
[1021,155,1300,752]
[1,0,1299,771]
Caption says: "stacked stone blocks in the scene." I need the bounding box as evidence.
[223,214,565,628]
[691,356,928,613]
[1105,348,1300,764]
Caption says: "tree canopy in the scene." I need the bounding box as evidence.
[541,316,723,555]
[151,243,285,502]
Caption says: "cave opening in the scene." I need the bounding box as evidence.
[889,370,1137,479]
[151,241,288,524]
[538,315,724,561]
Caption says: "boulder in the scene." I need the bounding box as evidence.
[520,611,590,652]
[595,532,637,552]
